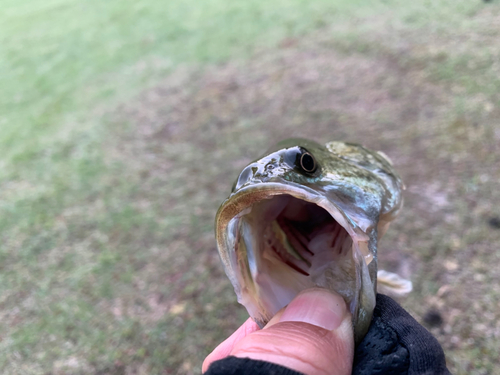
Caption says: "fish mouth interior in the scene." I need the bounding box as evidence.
[231,194,356,323]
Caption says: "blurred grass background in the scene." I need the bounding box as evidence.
[1,0,499,373]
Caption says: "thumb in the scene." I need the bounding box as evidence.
[230,288,354,375]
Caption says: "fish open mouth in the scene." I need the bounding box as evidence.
[250,194,352,278]
[216,185,373,327]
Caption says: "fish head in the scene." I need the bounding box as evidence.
[215,138,404,343]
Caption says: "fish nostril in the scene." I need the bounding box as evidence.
[265,160,279,171]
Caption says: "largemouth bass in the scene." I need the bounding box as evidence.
[215,139,412,343]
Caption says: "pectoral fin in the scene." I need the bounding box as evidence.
[377,270,413,296]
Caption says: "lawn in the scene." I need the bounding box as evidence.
[1,0,499,373]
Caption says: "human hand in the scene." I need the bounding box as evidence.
[203,288,354,375]
[203,292,451,375]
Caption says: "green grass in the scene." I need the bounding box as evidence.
[1,0,499,373]
[1,0,375,237]
[1,0,363,153]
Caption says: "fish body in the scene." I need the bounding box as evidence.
[215,139,410,343]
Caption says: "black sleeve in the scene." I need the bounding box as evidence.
[205,294,451,375]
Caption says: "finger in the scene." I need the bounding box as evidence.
[202,317,260,373]
[231,288,354,375]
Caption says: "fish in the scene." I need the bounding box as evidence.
[215,138,412,343]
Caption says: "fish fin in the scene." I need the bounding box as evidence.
[377,270,413,296]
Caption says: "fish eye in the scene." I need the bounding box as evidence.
[299,151,317,173]
[283,147,318,175]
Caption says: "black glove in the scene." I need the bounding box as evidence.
[205,294,450,375]
[353,294,450,375]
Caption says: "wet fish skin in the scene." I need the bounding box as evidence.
[216,138,405,343]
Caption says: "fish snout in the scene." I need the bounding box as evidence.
[234,164,259,191]
[233,159,284,191]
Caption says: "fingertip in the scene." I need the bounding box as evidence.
[280,288,349,331]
